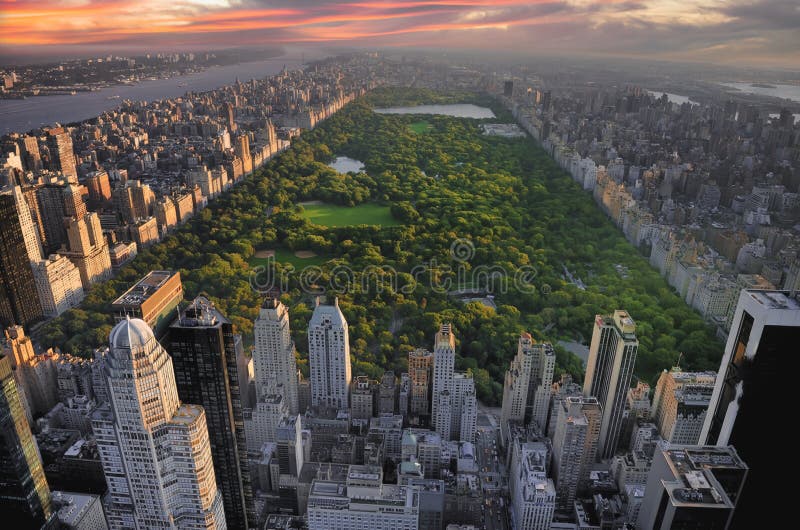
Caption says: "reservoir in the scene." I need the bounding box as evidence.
[374,104,495,119]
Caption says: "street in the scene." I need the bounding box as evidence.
[476,408,510,530]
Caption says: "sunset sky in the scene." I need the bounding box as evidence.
[0,0,797,67]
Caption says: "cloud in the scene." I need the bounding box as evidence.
[0,0,796,67]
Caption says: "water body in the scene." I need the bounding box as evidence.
[374,104,496,119]
[0,56,302,135]
[328,156,365,173]
[648,90,693,105]
[721,82,800,103]
[558,340,589,367]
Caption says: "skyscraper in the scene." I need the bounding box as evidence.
[91,318,226,529]
[500,333,555,444]
[46,129,78,182]
[510,442,556,530]
[701,289,799,526]
[253,296,299,414]
[637,445,748,530]
[168,297,253,530]
[61,212,112,290]
[584,310,638,459]
[408,348,433,417]
[651,367,715,445]
[551,396,601,511]
[431,323,455,439]
[0,189,44,328]
[0,355,54,529]
[308,297,351,410]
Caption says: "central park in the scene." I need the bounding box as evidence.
[35,87,723,405]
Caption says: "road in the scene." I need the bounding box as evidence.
[476,408,511,530]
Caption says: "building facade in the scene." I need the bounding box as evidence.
[308,298,351,411]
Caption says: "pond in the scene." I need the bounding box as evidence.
[328,156,365,173]
[374,103,496,119]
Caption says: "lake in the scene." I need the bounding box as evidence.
[328,156,365,173]
[0,55,303,135]
[374,104,496,119]
[721,83,800,103]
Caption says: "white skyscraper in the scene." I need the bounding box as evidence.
[308,298,351,410]
[431,323,455,439]
[584,310,638,459]
[91,318,226,530]
[510,443,556,530]
[253,297,299,414]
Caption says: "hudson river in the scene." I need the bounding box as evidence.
[0,55,303,135]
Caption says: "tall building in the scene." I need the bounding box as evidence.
[651,367,715,445]
[307,465,419,530]
[408,348,433,417]
[0,355,54,529]
[701,289,799,526]
[32,254,85,317]
[51,491,108,530]
[308,298,351,410]
[584,310,639,459]
[510,443,556,530]
[47,129,78,182]
[61,213,112,290]
[500,334,555,444]
[235,135,252,174]
[0,189,44,327]
[253,297,299,414]
[18,136,42,172]
[452,373,477,442]
[637,445,747,530]
[350,375,375,420]
[91,318,226,529]
[2,326,59,417]
[111,270,183,339]
[168,297,253,530]
[551,396,601,512]
[431,323,455,439]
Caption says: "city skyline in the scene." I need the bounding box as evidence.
[0,1,798,68]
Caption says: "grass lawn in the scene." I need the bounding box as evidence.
[250,248,328,269]
[301,202,402,227]
[408,121,433,134]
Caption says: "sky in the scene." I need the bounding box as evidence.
[0,0,798,67]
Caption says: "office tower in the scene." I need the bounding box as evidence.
[431,323,455,439]
[500,334,555,443]
[637,446,747,530]
[379,371,396,414]
[51,491,108,530]
[547,374,583,439]
[223,102,236,133]
[276,415,304,477]
[452,373,477,442]
[9,185,43,263]
[84,171,111,206]
[32,255,85,317]
[584,310,639,458]
[0,355,54,529]
[34,183,68,254]
[408,348,433,417]
[61,213,112,290]
[19,136,42,172]
[307,465,419,530]
[551,396,601,511]
[651,367,715,445]
[111,270,183,339]
[91,318,226,529]
[308,298,351,410]
[701,289,799,526]
[253,297,299,413]
[168,297,253,530]
[245,392,288,452]
[350,375,375,420]
[0,190,44,328]
[47,129,78,182]
[510,443,556,530]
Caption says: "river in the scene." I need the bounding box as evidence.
[721,82,800,103]
[0,55,304,135]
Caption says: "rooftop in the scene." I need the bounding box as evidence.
[112,270,179,307]
[746,289,800,311]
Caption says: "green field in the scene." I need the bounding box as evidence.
[250,248,328,269]
[301,202,401,227]
[408,121,433,134]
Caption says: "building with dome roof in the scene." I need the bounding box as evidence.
[91,317,227,530]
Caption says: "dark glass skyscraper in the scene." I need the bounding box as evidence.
[0,190,43,328]
[168,296,254,529]
[0,356,53,529]
[702,289,799,528]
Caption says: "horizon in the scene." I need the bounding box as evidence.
[1,0,798,69]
